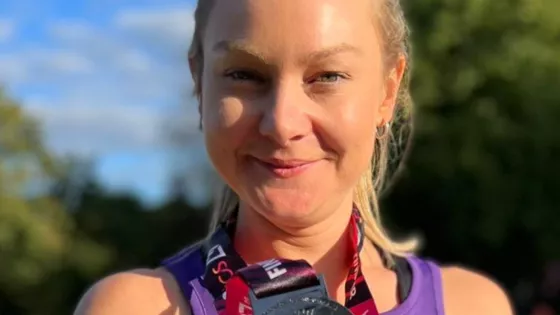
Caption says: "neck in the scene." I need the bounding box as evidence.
[233,197,356,299]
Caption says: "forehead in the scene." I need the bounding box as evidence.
[203,0,380,59]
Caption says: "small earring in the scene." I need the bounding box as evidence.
[376,123,390,139]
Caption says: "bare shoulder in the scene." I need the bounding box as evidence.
[73,267,190,315]
[441,265,514,315]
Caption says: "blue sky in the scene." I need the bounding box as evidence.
[0,0,214,206]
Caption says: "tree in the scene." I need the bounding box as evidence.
[0,87,67,290]
[382,0,560,311]
[0,89,110,314]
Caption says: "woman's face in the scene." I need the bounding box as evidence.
[199,0,403,223]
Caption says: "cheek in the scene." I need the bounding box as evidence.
[318,87,379,179]
[337,106,377,168]
[324,89,379,153]
[202,93,247,177]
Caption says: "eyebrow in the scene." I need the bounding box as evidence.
[212,40,269,64]
[212,40,361,65]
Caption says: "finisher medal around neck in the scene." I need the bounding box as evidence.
[225,259,354,315]
[262,296,354,315]
[208,208,379,315]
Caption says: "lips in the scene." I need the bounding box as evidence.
[260,158,313,167]
[250,157,319,178]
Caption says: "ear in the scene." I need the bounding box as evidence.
[377,54,406,126]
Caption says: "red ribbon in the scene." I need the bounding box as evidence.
[220,210,380,315]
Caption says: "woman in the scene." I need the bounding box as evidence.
[75,0,513,314]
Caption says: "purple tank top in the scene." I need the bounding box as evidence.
[162,244,445,315]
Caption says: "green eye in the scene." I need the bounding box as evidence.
[310,72,348,84]
[317,73,343,82]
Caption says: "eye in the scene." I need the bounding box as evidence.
[309,72,348,84]
[224,70,265,83]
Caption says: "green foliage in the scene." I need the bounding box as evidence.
[383,0,560,293]
[0,90,112,314]
[0,89,68,290]
[0,90,208,314]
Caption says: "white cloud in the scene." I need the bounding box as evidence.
[47,20,128,59]
[20,86,201,157]
[47,20,96,42]
[0,49,94,84]
[0,54,26,83]
[45,18,191,82]
[0,18,14,42]
[116,50,152,73]
[37,49,94,74]
[3,6,198,159]
[114,7,195,54]
[114,7,194,39]
[25,99,166,156]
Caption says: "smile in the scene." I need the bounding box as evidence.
[250,157,320,179]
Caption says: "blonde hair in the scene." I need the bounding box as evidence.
[189,0,419,264]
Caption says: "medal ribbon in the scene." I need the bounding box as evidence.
[202,207,379,315]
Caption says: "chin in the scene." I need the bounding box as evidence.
[249,188,326,223]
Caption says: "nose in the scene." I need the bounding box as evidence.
[258,80,312,147]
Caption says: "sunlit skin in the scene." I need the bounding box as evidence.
[197,0,403,306]
[202,0,393,224]
[73,0,514,314]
